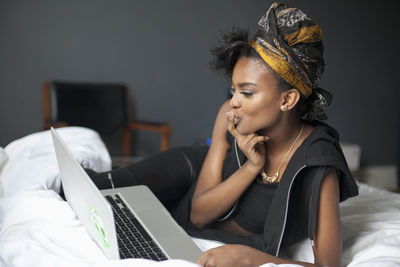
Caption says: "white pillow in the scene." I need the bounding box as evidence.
[0,147,8,171]
[0,127,111,198]
[0,147,8,198]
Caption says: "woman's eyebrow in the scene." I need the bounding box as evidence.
[237,82,257,87]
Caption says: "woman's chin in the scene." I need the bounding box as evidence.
[235,125,254,136]
[236,122,258,135]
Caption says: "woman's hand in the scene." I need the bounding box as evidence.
[226,110,268,173]
[197,244,321,267]
[197,244,273,267]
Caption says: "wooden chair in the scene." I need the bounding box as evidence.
[42,81,172,156]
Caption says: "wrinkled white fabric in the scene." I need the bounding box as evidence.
[0,127,111,198]
[0,147,8,170]
[341,184,400,266]
[281,183,400,266]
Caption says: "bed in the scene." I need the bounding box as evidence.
[0,127,399,267]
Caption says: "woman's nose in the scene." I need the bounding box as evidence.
[229,91,240,108]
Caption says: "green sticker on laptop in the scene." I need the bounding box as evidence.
[89,206,110,248]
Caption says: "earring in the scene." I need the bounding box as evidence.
[280,105,285,111]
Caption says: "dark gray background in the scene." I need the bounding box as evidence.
[0,0,399,167]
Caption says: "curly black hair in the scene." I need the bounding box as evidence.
[210,27,291,92]
[209,27,327,121]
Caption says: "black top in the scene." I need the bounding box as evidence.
[233,180,278,234]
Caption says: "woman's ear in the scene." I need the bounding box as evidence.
[280,89,300,111]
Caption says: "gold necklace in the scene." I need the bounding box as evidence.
[261,122,304,183]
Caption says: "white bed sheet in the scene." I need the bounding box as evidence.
[0,127,399,267]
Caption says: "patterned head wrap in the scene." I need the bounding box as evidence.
[250,2,332,120]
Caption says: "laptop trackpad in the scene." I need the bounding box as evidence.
[138,209,185,238]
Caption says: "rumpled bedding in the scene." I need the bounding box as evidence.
[0,127,399,267]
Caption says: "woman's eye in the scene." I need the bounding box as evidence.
[241,91,253,97]
[229,88,253,97]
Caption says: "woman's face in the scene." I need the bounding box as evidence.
[229,57,284,135]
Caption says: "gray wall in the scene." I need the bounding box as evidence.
[0,0,398,166]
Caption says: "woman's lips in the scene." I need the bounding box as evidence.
[226,111,241,126]
[233,116,241,125]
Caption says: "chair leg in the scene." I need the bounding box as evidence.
[124,124,172,154]
[160,126,171,151]
[122,128,132,157]
[160,133,169,151]
[42,82,51,130]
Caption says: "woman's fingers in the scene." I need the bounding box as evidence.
[226,110,268,150]
[197,251,216,267]
[245,135,268,150]
[197,254,207,266]
[226,111,240,139]
[197,245,257,267]
[240,135,268,170]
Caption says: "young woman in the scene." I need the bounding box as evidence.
[82,3,358,266]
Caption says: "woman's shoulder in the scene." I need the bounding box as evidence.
[303,122,341,157]
[292,121,346,174]
[300,121,359,201]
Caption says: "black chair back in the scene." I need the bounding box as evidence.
[51,81,128,135]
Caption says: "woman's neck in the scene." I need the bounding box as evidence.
[260,117,304,156]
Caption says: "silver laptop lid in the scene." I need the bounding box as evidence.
[51,128,120,260]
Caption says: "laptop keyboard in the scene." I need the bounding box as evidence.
[105,194,168,261]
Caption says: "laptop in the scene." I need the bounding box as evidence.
[51,127,202,262]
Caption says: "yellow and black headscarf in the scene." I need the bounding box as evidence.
[250,3,332,120]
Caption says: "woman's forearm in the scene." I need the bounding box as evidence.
[190,162,259,228]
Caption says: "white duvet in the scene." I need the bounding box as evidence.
[0,127,399,267]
